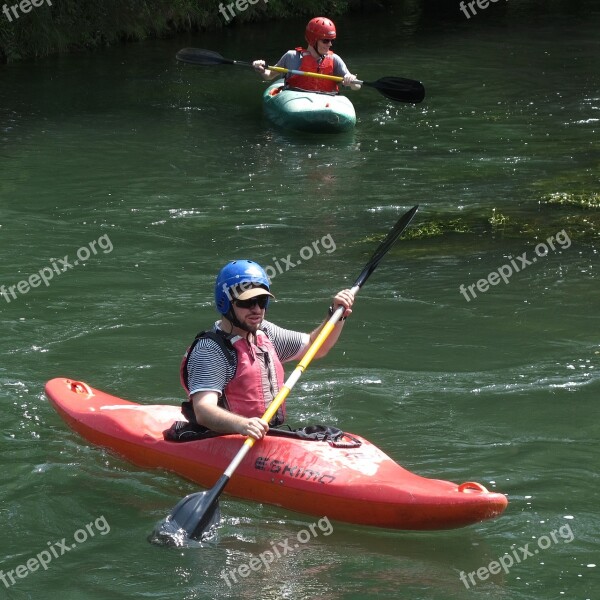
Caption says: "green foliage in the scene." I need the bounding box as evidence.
[0,0,218,62]
[402,217,472,239]
[356,196,599,253]
[0,0,400,62]
[489,208,509,228]
[542,192,600,210]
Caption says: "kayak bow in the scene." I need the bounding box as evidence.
[263,82,356,133]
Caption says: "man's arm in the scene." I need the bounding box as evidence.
[252,60,281,81]
[333,55,361,90]
[192,390,268,440]
[306,289,355,359]
[266,289,355,363]
[252,50,302,81]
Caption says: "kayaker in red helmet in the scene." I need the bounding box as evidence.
[179,260,354,441]
[252,17,361,93]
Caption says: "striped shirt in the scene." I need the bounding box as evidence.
[186,320,310,398]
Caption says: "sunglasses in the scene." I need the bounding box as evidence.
[320,39,334,44]
[235,296,269,309]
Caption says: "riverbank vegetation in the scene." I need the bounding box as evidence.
[0,0,393,63]
[1,0,588,63]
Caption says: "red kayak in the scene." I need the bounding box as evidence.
[45,378,508,530]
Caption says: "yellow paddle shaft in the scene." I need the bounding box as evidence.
[268,65,350,84]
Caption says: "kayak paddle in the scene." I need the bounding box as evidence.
[155,205,419,543]
[175,48,425,104]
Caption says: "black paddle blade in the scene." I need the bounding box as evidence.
[151,490,221,546]
[354,205,419,289]
[365,77,426,104]
[155,472,230,545]
[176,48,232,66]
[172,489,221,539]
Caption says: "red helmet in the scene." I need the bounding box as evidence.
[305,17,336,48]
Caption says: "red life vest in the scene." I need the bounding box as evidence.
[180,329,286,426]
[286,47,338,93]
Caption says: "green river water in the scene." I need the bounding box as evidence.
[1,4,598,599]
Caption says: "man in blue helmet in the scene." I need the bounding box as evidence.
[180,260,354,441]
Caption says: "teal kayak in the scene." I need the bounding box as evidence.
[263,82,356,133]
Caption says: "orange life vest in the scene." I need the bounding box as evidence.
[180,329,286,426]
[286,47,338,93]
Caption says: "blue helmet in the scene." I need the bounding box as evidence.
[214,260,272,315]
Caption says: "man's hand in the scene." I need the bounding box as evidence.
[237,417,269,440]
[331,289,355,319]
[342,73,361,89]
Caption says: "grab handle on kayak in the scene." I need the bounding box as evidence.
[458,481,489,493]
[68,380,93,396]
[329,433,362,448]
